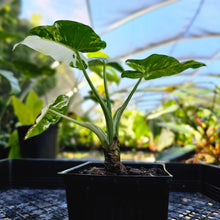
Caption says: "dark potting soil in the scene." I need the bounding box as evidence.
[79,165,167,176]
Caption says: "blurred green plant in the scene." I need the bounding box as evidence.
[119,109,150,149]
[0,59,56,152]
[12,90,43,126]
[0,0,58,158]
[59,107,151,152]
[148,84,220,164]
[7,91,44,158]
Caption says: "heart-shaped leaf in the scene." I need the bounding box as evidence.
[122,54,205,80]
[14,20,106,69]
[28,20,106,53]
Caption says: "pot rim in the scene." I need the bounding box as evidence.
[58,161,173,179]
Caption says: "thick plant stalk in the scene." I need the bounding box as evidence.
[103,136,126,174]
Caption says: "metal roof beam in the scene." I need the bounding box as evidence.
[100,0,179,35]
[117,33,220,61]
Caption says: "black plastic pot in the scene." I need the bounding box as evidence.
[17,124,58,158]
[59,162,173,220]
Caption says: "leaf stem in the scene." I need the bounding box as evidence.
[49,109,108,147]
[76,51,114,144]
[113,76,143,136]
[103,61,112,114]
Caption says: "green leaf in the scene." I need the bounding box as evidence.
[8,130,21,159]
[28,20,106,52]
[14,20,106,69]
[113,77,143,136]
[89,64,120,84]
[88,58,108,67]
[13,60,56,78]
[88,59,121,84]
[11,96,32,125]
[25,95,69,139]
[121,70,143,79]
[133,114,149,138]
[107,62,124,73]
[25,91,44,121]
[25,94,108,146]
[156,128,175,152]
[12,91,43,125]
[106,67,120,84]
[156,144,196,161]
[87,51,109,59]
[0,70,21,94]
[122,54,205,80]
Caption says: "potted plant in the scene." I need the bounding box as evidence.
[10,90,59,158]
[14,20,205,219]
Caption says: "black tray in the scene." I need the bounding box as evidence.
[0,158,84,188]
[0,159,219,202]
[165,162,220,202]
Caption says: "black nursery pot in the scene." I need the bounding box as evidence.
[59,162,173,220]
[17,124,58,158]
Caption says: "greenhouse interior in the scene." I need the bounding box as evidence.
[0,0,220,219]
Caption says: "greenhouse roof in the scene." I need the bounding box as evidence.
[20,0,220,110]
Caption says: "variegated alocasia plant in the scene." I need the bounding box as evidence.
[13,20,205,173]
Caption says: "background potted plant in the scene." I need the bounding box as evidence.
[0,56,58,159]
[11,90,59,158]
[14,20,205,219]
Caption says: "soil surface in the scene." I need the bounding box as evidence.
[79,165,167,176]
